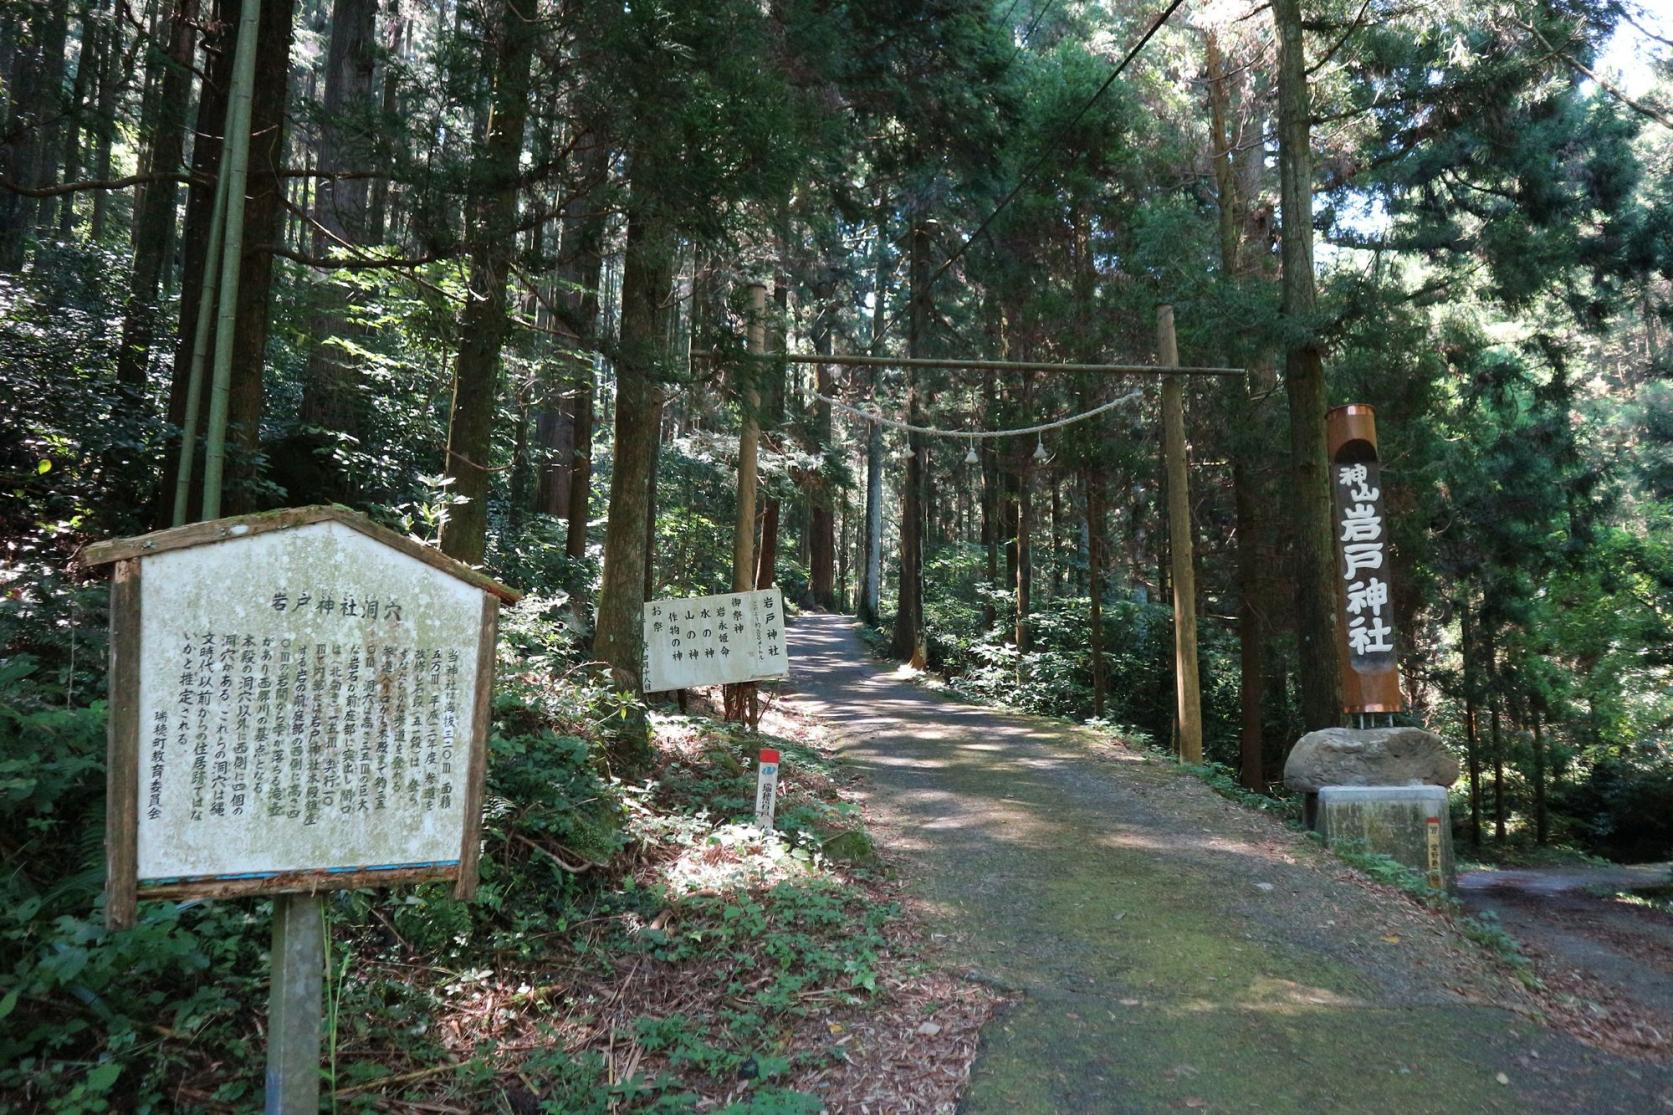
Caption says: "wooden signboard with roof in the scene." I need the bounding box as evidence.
[83,506,520,929]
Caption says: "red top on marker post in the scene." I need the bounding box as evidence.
[759,749,780,765]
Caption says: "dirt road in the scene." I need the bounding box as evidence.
[785,614,1673,1114]
[1460,862,1673,1053]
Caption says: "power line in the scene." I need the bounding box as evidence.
[929,0,1191,292]
[879,0,1192,347]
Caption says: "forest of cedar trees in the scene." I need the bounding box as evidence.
[3,0,1673,1107]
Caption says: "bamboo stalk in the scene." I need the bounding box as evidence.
[171,161,230,526]
[200,0,262,519]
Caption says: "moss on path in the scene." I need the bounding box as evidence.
[786,615,1673,1114]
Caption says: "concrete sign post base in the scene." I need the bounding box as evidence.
[1319,785,1455,891]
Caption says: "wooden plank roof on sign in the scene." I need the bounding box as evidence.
[79,504,522,603]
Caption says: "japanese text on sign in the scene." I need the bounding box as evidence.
[642,588,788,691]
[135,521,483,883]
[1334,461,1395,664]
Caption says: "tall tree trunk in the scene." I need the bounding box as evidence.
[1159,306,1202,764]
[536,142,608,523]
[223,0,296,513]
[644,396,663,599]
[1086,469,1106,718]
[808,303,836,608]
[593,159,674,693]
[1208,29,1270,789]
[89,5,120,243]
[508,391,531,534]
[56,0,95,236]
[859,187,887,625]
[1273,0,1344,731]
[981,371,998,630]
[437,0,536,562]
[565,363,596,560]
[299,0,377,436]
[151,0,290,521]
[366,7,405,243]
[1485,623,1506,843]
[1461,597,1484,847]
[114,0,197,390]
[755,499,780,589]
[1532,706,1548,846]
[753,272,787,591]
[156,0,235,526]
[1015,463,1032,654]
[891,218,928,666]
[0,2,68,267]
[1003,468,1019,599]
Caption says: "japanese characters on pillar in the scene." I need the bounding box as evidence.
[755,748,781,829]
[642,588,788,692]
[1327,405,1403,715]
[83,507,520,928]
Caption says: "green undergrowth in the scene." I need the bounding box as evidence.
[1455,840,1613,873]
[1,602,894,1112]
[1327,838,1535,982]
[1179,759,1303,823]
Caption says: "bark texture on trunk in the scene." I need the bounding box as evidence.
[152,0,293,520]
[113,0,196,389]
[1159,306,1202,764]
[299,0,377,435]
[437,0,536,562]
[1273,0,1345,730]
[891,219,929,666]
[593,168,674,692]
[859,191,887,624]
[1461,598,1484,846]
[808,307,836,607]
[1087,469,1106,718]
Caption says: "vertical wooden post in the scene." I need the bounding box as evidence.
[265,892,324,1114]
[1158,305,1203,763]
[104,559,141,930]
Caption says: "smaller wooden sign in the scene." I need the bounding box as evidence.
[642,588,788,693]
[83,507,519,928]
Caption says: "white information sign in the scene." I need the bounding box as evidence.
[642,588,788,692]
[133,519,484,883]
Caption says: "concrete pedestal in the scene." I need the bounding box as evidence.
[1319,784,1455,891]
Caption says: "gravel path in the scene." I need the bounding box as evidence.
[785,614,1673,1114]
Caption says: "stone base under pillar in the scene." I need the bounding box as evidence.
[1318,784,1455,891]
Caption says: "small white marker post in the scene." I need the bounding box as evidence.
[755,748,781,829]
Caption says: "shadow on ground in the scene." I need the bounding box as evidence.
[785,613,1673,1114]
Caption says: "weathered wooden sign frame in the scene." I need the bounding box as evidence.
[83,506,520,929]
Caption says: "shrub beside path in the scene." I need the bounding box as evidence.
[784,613,1673,1114]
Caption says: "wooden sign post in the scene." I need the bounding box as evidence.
[84,507,519,1113]
[1327,405,1403,719]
